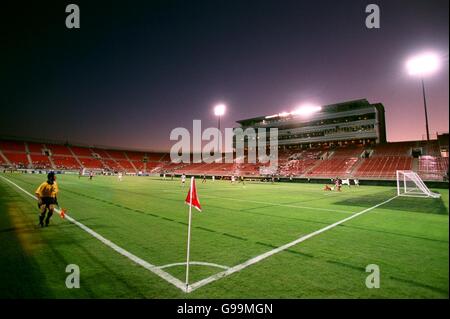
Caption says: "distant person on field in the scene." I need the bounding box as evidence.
[181,173,186,186]
[35,172,59,227]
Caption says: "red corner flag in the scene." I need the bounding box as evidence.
[185,177,202,211]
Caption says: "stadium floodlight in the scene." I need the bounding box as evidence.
[406,52,441,141]
[406,52,440,76]
[292,104,322,117]
[213,103,226,154]
[214,104,226,117]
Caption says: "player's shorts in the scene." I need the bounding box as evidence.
[38,197,57,209]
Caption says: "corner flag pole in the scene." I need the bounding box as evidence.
[185,176,194,292]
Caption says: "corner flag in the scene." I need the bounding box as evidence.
[184,176,202,292]
[59,208,66,219]
[185,177,202,211]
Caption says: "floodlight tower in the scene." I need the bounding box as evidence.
[406,52,440,141]
[214,103,226,131]
[213,103,226,156]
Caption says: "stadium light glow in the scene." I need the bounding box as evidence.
[405,52,442,142]
[214,104,226,116]
[264,104,322,119]
[406,52,440,76]
[292,104,322,116]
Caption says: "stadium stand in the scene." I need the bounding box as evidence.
[355,156,413,179]
[0,140,25,152]
[27,142,45,154]
[0,138,447,180]
[126,151,146,161]
[2,152,29,168]
[418,156,449,181]
[30,154,52,169]
[52,156,81,170]
[47,145,73,156]
[106,150,127,160]
[70,146,93,157]
[307,157,359,178]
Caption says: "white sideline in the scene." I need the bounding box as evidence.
[187,195,398,293]
[0,175,187,292]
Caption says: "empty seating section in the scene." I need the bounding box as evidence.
[355,156,412,178]
[3,153,29,167]
[0,141,25,152]
[70,146,93,157]
[78,158,103,169]
[126,151,146,161]
[372,143,413,157]
[422,142,442,157]
[106,150,126,160]
[307,157,359,177]
[144,162,160,172]
[279,159,316,176]
[418,156,449,180]
[329,146,363,158]
[146,153,165,161]
[27,142,45,153]
[91,149,110,158]
[52,156,81,170]
[30,154,52,169]
[103,159,122,171]
[117,160,135,171]
[47,145,72,156]
[133,161,145,171]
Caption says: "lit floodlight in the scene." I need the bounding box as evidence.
[406,52,440,76]
[292,104,322,117]
[278,112,290,117]
[214,104,226,116]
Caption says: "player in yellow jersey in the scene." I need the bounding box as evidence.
[35,172,59,227]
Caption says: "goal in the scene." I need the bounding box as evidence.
[396,170,441,198]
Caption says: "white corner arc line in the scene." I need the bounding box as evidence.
[158,261,230,270]
[0,175,187,292]
[187,195,398,293]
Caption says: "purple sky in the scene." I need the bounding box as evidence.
[1,0,448,151]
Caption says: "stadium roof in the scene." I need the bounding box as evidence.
[236,99,381,125]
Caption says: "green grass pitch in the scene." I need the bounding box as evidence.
[0,172,448,298]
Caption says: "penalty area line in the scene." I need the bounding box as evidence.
[0,175,187,293]
[188,195,399,293]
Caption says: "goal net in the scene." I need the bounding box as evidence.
[396,170,441,198]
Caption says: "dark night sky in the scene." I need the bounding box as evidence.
[1,0,448,151]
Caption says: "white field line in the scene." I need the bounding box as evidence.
[161,190,353,214]
[158,261,230,270]
[0,175,187,292]
[187,195,398,293]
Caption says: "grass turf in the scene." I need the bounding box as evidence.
[0,172,448,298]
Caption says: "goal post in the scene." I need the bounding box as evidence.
[396,170,441,198]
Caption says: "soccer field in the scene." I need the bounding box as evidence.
[0,173,448,298]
